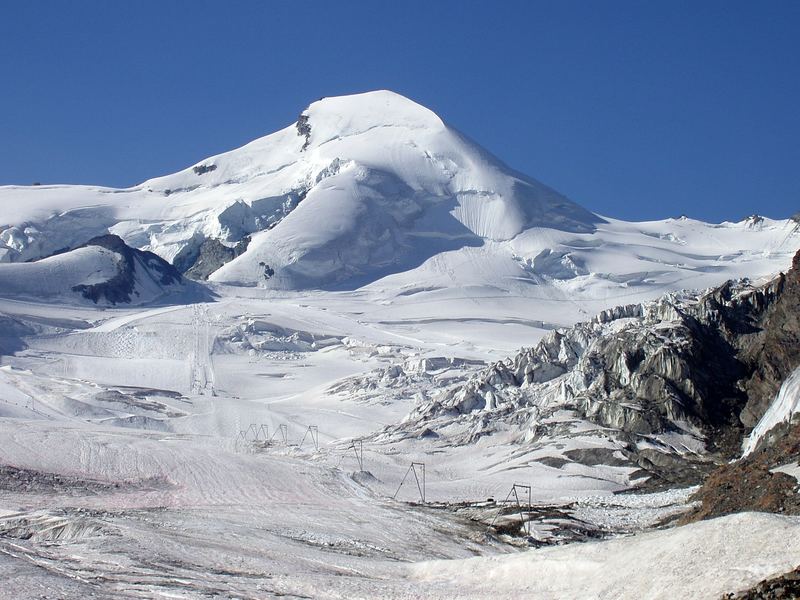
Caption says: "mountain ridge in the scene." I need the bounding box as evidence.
[0,90,797,299]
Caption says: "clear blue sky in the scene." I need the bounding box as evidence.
[1,0,798,222]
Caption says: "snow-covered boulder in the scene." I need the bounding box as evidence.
[0,234,190,305]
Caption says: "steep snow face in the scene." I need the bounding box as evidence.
[203,90,601,287]
[743,366,800,456]
[0,246,120,297]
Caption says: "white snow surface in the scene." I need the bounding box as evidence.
[0,281,797,597]
[1,91,599,289]
[410,512,800,600]
[0,246,120,296]
[743,365,800,455]
[1,90,799,597]
[0,243,186,305]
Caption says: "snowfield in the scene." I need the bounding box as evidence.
[1,90,799,598]
[0,412,796,599]
[409,512,800,600]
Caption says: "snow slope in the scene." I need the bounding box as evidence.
[0,246,119,297]
[0,235,189,305]
[2,90,796,294]
[410,512,800,600]
[0,390,796,599]
[0,91,597,288]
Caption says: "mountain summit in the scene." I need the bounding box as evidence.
[0,91,795,296]
[0,91,599,289]
[207,90,602,287]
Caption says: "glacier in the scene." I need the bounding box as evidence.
[0,90,799,599]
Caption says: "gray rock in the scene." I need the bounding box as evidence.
[183,237,250,280]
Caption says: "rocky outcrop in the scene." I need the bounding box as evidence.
[739,250,800,426]
[417,281,779,442]
[681,422,800,524]
[72,235,182,304]
[192,164,217,175]
[0,314,35,354]
[183,237,250,281]
[296,113,311,150]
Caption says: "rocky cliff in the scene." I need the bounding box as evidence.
[739,250,800,428]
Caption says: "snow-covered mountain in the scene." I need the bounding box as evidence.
[2,90,800,599]
[0,91,594,287]
[1,90,797,296]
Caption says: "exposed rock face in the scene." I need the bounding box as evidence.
[72,235,182,304]
[739,250,800,426]
[296,113,311,150]
[0,314,34,354]
[680,421,800,524]
[0,464,120,495]
[416,281,779,442]
[192,164,217,175]
[183,237,250,281]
